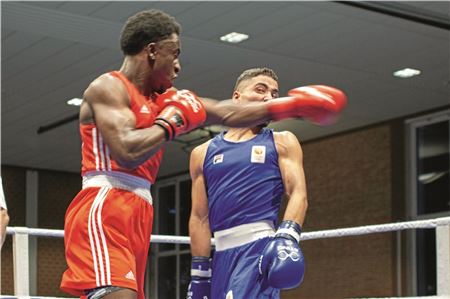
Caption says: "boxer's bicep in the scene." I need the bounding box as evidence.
[275,132,308,226]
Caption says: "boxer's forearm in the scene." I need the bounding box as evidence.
[201,98,270,128]
[189,216,211,257]
[283,193,308,227]
[201,84,347,127]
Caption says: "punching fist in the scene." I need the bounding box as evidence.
[268,85,347,125]
[186,256,211,299]
[154,90,207,140]
[259,220,305,289]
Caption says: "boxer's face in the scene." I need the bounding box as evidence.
[147,33,181,94]
[233,75,279,104]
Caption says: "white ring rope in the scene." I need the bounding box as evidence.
[5,226,189,244]
[6,216,450,244]
[4,216,450,299]
[301,216,450,241]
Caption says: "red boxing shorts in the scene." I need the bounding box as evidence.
[61,172,153,299]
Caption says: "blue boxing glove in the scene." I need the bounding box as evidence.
[186,256,211,299]
[258,220,305,289]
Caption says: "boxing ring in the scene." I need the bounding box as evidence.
[3,216,450,299]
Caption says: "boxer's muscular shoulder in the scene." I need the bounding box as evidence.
[85,74,129,105]
[80,74,130,124]
[190,140,212,174]
[192,140,212,157]
[273,131,301,156]
[273,131,298,142]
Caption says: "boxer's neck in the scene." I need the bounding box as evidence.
[224,127,262,142]
[119,54,153,95]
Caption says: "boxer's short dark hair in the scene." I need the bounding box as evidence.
[235,67,279,91]
[120,9,181,55]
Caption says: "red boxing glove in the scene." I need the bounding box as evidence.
[154,90,207,140]
[154,89,173,110]
[268,85,347,125]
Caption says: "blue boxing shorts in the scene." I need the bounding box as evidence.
[211,221,280,299]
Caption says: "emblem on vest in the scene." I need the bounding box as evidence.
[251,145,266,163]
[213,154,224,164]
[140,104,150,114]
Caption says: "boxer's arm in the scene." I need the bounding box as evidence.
[274,131,308,226]
[187,144,212,298]
[189,142,212,257]
[200,84,346,128]
[83,75,167,169]
[200,97,271,128]
[258,132,307,289]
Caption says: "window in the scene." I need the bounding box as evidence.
[415,120,450,215]
[406,109,450,295]
[147,174,192,299]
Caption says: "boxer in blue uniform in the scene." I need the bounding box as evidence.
[187,68,309,299]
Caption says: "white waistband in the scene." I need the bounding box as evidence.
[214,221,275,251]
[82,171,153,204]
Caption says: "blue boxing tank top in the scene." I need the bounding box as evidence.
[203,128,284,232]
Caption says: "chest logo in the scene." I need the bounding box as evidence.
[213,154,224,164]
[251,145,266,163]
[140,105,150,114]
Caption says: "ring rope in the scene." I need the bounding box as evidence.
[301,216,450,241]
[6,216,450,244]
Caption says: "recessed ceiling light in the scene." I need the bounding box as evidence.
[67,98,83,106]
[220,32,249,44]
[393,68,421,78]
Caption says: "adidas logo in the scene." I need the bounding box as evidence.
[125,270,136,281]
[140,105,150,114]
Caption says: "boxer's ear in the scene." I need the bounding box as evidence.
[146,43,157,60]
[232,90,241,104]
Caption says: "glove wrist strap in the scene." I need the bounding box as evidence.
[276,220,302,243]
[154,119,173,141]
[191,256,211,278]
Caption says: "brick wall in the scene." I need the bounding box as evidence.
[281,124,394,298]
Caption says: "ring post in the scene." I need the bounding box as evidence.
[436,225,450,297]
[13,227,30,296]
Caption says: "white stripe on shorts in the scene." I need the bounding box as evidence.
[88,187,110,286]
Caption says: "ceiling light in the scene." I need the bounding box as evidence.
[220,32,249,44]
[67,98,83,106]
[393,68,421,78]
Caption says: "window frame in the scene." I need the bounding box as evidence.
[147,173,191,299]
[405,108,450,295]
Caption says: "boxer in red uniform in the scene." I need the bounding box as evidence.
[60,9,347,299]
